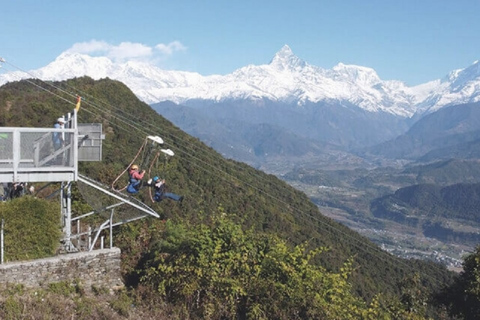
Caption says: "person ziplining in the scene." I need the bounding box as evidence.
[114,135,180,204]
[126,164,145,194]
[146,176,183,202]
[112,135,163,193]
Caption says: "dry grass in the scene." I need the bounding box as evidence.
[0,284,179,320]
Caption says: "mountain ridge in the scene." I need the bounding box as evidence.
[363,101,480,160]
[2,45,480,118]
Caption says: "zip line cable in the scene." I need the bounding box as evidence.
[0,60,339,209]
[0,61,154,138]
[0,60,273,201]
[0,60,271,192]
[0,65,73,106]
[0,59,320,206]
[0,58,454,286]
[0,61,359,230]
[84,106,458,286]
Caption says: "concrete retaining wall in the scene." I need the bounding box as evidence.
[0,248,124,291]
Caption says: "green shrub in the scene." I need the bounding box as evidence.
[0,197,61,261]
[139,215,415,319]
[109,290,133,317]
[2,296,23,320]
[48,281,79,297]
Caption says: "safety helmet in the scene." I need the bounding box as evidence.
[153,176,159,182]
[57,117,65,123]
[131,164,139,170]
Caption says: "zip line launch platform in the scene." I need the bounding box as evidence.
[0,110,103,183]
[0,108,161,254]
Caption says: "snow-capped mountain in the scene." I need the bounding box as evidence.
[415,60,480,113]
[1,45,480,118]
[3,44,480,165]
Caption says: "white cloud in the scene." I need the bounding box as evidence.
[66,40,111,54]
[108,42,153,61]
[155,41,187,55]
[66,40,186,63]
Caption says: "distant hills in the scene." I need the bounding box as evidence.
[154,98,480,167]
[362,102,480,162]
[403,158,480,185]
[371,182,480,245]
[152,99,383,166]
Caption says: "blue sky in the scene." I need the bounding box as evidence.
[1,0,479,86]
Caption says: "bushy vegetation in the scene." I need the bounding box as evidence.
[0,197,61,261]
[137,214,431,319]
[0,215,444,319]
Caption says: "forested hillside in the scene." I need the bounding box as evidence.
[371,182,480,246]
[371,183,480,221]
[0,77,460,318]
[403,159,480,185]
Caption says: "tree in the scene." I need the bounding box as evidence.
[439,246,480,319]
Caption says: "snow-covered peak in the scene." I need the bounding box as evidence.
[269,45,306,71]
[446,60,480,88]
[331,63,381,86]
[34,52,113,80]
[414,60,480,113]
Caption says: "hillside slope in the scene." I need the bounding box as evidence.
[0,77,453,301]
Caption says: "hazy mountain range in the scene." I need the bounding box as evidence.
[2,45,480,166]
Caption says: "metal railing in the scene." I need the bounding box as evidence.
[0,126,78,183]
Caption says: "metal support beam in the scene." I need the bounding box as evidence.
[110,209,114,249]
[1,219,4,264]
[78,175,159,218]
[89,219,110,251]
[61,181,77,252]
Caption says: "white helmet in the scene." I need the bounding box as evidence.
[57,117,65,123]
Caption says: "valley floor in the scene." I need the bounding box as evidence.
[319,205,465,271]
[280,177,472,272]
[246,154,480,272]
